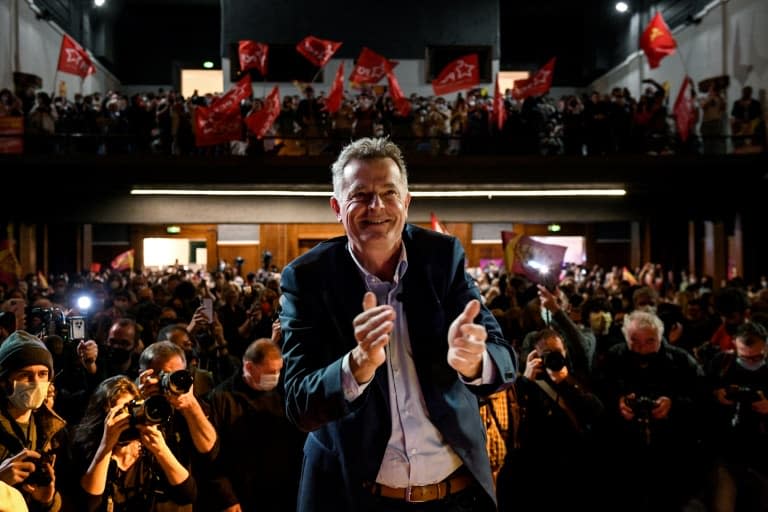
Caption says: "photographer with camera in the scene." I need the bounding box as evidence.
[0,331,66,511]
[705,322,768,511]
[136,341,217,510]
[595,310,706,511]
[496,326,603,511]
[72,375,195,512]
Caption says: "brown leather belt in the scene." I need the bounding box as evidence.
[366,469,475,503]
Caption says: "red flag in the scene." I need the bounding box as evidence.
[640,12,677,69]
[511,57,556,101]
[238,40,268,76]
[492,74,506,131]
[430,212,449,235]
[296,35,341,68]
[673,75,695,142]
[194,103,242,147]
[210,75,252,113]
[349,47,396,85]
[111,249,135,271]
[57,34,95,78]
[386,71,411,117]
[245,86,281,139]
[432,54,480,96]
[501,232,566,289]
[324,63,345,114]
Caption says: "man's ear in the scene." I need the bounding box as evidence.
[329,196,341,221]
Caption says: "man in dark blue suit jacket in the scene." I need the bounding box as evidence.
[280,137,516,511]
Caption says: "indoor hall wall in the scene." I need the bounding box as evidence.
[592,0,767,126]
[0,0,119,99]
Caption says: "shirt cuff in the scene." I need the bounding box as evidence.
[342,352,374,402]
[460,350,497,386]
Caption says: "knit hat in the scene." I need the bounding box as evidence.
[0,330,54,378]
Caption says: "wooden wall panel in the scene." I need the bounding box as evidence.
[217,245,261,276]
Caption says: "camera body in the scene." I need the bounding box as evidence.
[626,395,657,420]
[25,452,54,487]
[25,307,87,343]
[124,395,172,426]
[159,369,194,396]
[725,384,760,404]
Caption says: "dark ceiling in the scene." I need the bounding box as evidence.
[101,0,706,87]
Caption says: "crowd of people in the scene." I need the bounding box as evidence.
[2,136,768,511]
[1,78,764,158]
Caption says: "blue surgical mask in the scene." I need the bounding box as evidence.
[737,357,766,372]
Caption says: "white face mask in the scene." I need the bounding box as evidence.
[8,380,49,411]
[258,373,280,391]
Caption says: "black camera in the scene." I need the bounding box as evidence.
[725,385,761,428]
[626,395,657,420]
[159,369,193,396]
[25,307,86,343]
[25,451,54,487]
[124,395,172,426]
[541,351,566,372]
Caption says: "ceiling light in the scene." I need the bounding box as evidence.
[615,2,629,13]
[203,61,214,69]
[94,0,105,6]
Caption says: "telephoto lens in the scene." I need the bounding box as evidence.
[542,351,566,372]
[125,395,173,425]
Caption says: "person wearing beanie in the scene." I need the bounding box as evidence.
[0,330,65,512]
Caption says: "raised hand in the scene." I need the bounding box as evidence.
[447,300,487,380]
[349,292,395,384]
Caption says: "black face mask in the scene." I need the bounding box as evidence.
[107,346,132,366]
[629,351,658,366]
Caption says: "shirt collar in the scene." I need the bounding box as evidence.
[347,242,408,287]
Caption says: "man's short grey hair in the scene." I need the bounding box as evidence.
[622,310,665,340]
[331,137,408,198]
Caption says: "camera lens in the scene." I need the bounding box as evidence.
[161,369,193,395]
[142,395,172,424]
[542,351,566,372]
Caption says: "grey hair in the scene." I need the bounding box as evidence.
[622,310,665,340]
[330,137,408,198]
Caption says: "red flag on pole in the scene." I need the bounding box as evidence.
[511,58,556,101]
[349,47,396,85]
[492,74,506,131]
[673,75,696,142]
[386,71,411,117]
[640,12,677,69]
[501,232,566,289]
[296,35,341,68]
[57,34,95,78]
[210,75,252,113]
[431,54,480,96]
[238,40,268,76]
[193,103,242,147]
[111,249,135,271]
[245,86,281,139]
[323,63,345,114]
[430,212,449,235]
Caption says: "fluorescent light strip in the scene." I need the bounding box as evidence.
[131,188,626,198]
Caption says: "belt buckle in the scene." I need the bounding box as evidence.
[405,485,429,503]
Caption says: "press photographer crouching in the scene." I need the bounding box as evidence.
[71,375,194,512]
[135,341,218,509]
[0,330,66,511]
[706,321,768,511]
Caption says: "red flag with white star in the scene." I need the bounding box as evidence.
[245,86,281,139]
[511,57,556,101]
[296,35,341,68]
[210,75,252,114]
[349,47,397,85]
[431,54,479,96]
[640,12,677,69]
[239,40,269,76]
[194,103,242,147]
[57,34,95,78]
